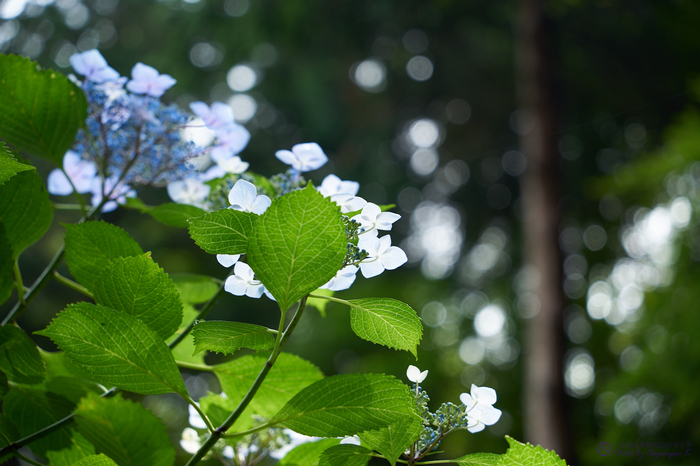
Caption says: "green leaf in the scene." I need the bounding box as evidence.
[199,392,236,427]
[307,288,333,317]
[71,454,120,466]
[188,208,257,254]
[359,417,422,466]
[214,353,324,430]
[0,54,87,165]
[0,325,46,384]
[0,412,19,463]
[64,221,143,291]
[0,224,13,305]
[318,444,373,466]
[36,302,187,396]
[248,185,346,311]
[3,385,75,457]
[455,452,502,466]
[75,393,175,466]
[0,168,53,258]
[0,372,7,401]
[45,430,96,466]
[171,273,219,304]
[0,142,34,186]
[499,436,568,466]
[148,202,207,228]
[347,298,422,358]
[192,321,275,355]
[93,254,183,340]
[271,373,417,437]
[168,303,204,365]
[276,438,342,466]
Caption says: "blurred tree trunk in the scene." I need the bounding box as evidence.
[515,0,574,463]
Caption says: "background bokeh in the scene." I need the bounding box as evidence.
[2,0,700,464]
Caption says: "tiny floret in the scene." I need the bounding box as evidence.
[126,63,177,97]
[167,178,210,208]
[228,180,271,215]
[353,203,401,237]
[275,142,328,172]
[216,254,240,268]
[460,384,502,433]
[224,262,265,299]
[357,235,408,278]
[70,50,120,83]
[407,365,428,383]
[318,174,360,197]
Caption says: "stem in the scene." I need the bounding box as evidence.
[185,395,216,432]
[52,203,86,211]
[176,361,216,372]
[185,296,309,466]
[13,451,45,466]
[308,293,352,306]
[12,259,25,306]
[53,272,93,299]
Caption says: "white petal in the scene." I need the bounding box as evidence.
[47,169,74,196]
[189,101,210,120]
[216,254,240,268]
[250,195,272,215]
[375,211,401,230]
[217,155,249,174]
[275,149,297,168]
[379,246,408,271]
[357,235,381,256]
[406,365,428,383]
[228,180,257,211]
[473,405,502,425]
[188,405,207,429]
[339,435,361,446]
[472,384,498,406]
[466,419,485,433]
[233,261,256,281]
[291,143,328,171]
[459,392,477,410]
[224,275,249,296]
[359,260,385,279]
[245,283,265,299]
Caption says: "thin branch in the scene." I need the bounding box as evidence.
[52,272,93,299]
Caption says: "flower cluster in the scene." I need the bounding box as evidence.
[47,49,200,212]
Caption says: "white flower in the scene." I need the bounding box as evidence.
[406,365,428,383]
[69,50,119,83]
[357,235,408,278]
[320,266,358,291]
[275,143,328,172]
[126,63,176,97]
[330,193,367,214]
[459,384,502,433]
[189,101,235,133]
[224,262,265,298]
[209,125,251,163]
[352,203,401,237]
[47,151,98,196]
[216,155,249,174]
[228,180,271,215]
[318,174,359,197]
[180,427,201,454]
[216,254,240,268]
[340,435,361,446]
[167,178,210,208]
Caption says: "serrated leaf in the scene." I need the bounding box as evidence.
[0,168,53,258]
[75,393,175,466]
[64,221,143,291]
[171,273,219,304]
[46,376,101,404]
[276,438,342,466]
[318,444,373,466]
[214,353,324,430]
[271,373,417,437]
[0,54,87,164]
[347,298,422,358]
[93,254,183,340]
[45,430,96,466]
[0,224,13,305]
[248,185,346,311]
[359,417,422,466]
[0,325,46,384]
[188,208,256,254]
[455,452,502,466]
[192,321,275,355]
[0,142,34,186]
[499,436,568,466]
[148,202,207,228]
[71,454,120,466]
[36,302,187,396]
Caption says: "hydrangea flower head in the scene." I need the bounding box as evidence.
[209,124,252,164]
[228,180,271,215]
[275,142,328,172]
[70,49,119,83]
[357,235,408,278]
[407,365,428,383]
[126,63,177,97]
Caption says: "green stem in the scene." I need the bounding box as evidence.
[52,203,86,211]
[12,259,25,306]
[185,296,309,466]
[176,361,216,372]
[308,293,353,307]
[185,395,216,432]
[53,271,93,299]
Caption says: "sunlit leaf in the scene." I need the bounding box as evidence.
[318,444,373,466]
[0,142,34,186]
[0,325,46,384]
[170,273,219,304]
[498,436,568,466]
[192,321,275,355]
[276,439,342,466]
[188,208,256,254]
[359,417,422,466]
[45,430,96,466]
[347,298,422,358]
[71,454,120,466]
[148,202,207,228]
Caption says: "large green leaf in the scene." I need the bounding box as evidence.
[0,372,7,401]
[0,142,34,186]
[0,325,46,384]
[75,393,175,466]
[45,430,96,466]
[0,54,87,164]
[188,208,257,254]
[71,454,120,466]
[347,298,422,358]
[171,273,219,304]
[148,202,207,228]
[93,254,183,340]
[276,438,341,466]
[0,168,53,258]
[271,374,417,437]
[455,452,502,466]
[247,185,346,311]
[0,412,19,463]
[192,321,275,355]
[0,224,13,305]
[36,303,187,396]
[64,221,143,291]
[499,437,568,466]
[168,303,204,365]
[318,444,373,466]
[359,417,422,466]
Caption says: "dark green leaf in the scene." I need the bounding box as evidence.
[171,273,219,304]
[0,142,34,186]
[148,202,207,228]
[0,325,45,384]
[0,412,19,463]
[36,302,187,396]
[499,436,568,466]
[276,438,341,466]
[0,224,14,307]
[248,184,346,311]
[71,454,120,466]
[192,321,275,355]
[359,417,422,466]
[93,254,183,340]
[318,444,373,466]
[455,452,502,466]
[0,168,53,258]
[271,373,417,437]
[0,372,7,401]
[347,298,422,358]
[188,208,256,254]
[45,430,96,466]
[64,221,143,291]
[0,54,87,164]
[75,393,175,466]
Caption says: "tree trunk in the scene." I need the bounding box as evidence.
[515,0,574,463]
